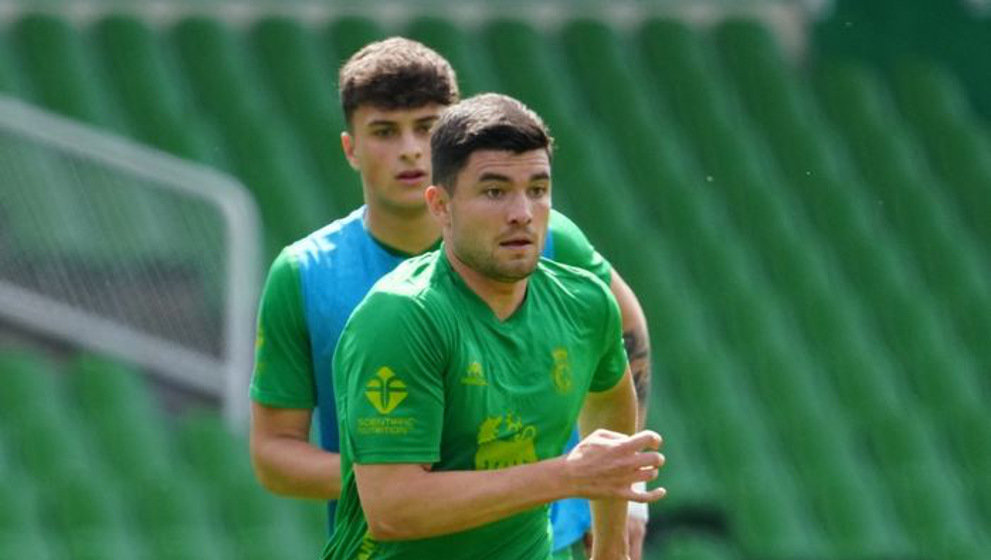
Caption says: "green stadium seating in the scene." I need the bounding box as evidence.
[648,530,741,560]
[1,8,989,560]
[0,474,42,533]
[249,17,359,213]
[176,410,259,495]
[62,528,146,560]
[323,16,387,71]
[11,13,123,132]
[145,526,235,560]
[92,15,224,167]
[0,529,57,560]
[405,16,494,98]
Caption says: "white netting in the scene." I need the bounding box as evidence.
[0,96,260,427]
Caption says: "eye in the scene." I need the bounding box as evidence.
[528,185,548,198]
[371,128,396,138]
[415,123,434,135]
[483,187,504,199]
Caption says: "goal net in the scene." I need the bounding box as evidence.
[0,96,261,428]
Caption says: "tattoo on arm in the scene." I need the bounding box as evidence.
[622,329,652,426]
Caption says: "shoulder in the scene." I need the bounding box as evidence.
[285,207,367,270]
[536,258,615,313]
[546,209,612,285]
[350,251,448,326]
[260,247,302,300]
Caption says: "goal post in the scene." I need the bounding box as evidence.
[0,95,262,429]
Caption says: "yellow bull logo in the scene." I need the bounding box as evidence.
[474,413,538,470]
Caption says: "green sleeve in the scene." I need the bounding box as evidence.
[589,287,628,392]
[335,292,445,465]
[548,209,612,285]
[250,248,317,408]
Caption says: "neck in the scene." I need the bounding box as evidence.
[445,244,528,321]
[364,203,441,255]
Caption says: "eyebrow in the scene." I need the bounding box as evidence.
[367,115,439,126]
[477,171,550,184]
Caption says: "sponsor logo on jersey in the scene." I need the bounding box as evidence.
[365,367,407,414]
[551,347,572,394]
[461,361,488,386]
[475,412,538,469]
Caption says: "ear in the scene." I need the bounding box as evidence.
[424,185,451,227]
[341,131,360,171]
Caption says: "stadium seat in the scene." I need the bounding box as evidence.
[176,409,255,486]
[727,465,826,559]
[62,528,146,560]
[647,398,721,522]
[44,475,129,535]
[92,15,223,167]
[0,474,42,533]
[170,16,268,125]
[0,529,57,560]
[405,16,494,97]
[145,526,235,560]
[0,350,65,422]
[249,16,358,214]
[130,473,213,532]
[11,13,123,131]
[323,16,387,70]
[649,530,741,560]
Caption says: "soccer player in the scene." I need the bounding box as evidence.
[324,92,664,560]
[248,38,654,559]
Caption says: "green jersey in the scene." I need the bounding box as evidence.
[324,249,628,560]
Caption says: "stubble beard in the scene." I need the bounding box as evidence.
[453,241,539,283]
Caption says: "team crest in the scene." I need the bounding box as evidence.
[551,347,572,394]
[365,367,407,414]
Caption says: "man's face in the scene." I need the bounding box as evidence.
[444,149,552,282]
[342,104,444,213]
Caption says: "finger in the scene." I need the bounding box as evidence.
[616,430,662,453]
[628,486,666,503]
[630,451,664,469]
[590,428,627,440]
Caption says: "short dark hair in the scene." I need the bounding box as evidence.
[431,93,553,190]
[338,37,459,126]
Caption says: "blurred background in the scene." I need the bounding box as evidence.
[0,0,990,558]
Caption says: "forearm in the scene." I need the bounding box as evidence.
[622,325,651,430]
[610,272,652,430]
[357,458,571,540]
[580,373,638,558]
[249,402,341,500]
[251,436,341,499]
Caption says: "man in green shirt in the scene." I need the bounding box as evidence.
[325,93,665,560]
[249,38,655,559]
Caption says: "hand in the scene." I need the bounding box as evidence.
[563,429,666,502]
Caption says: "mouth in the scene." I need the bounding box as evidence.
[395,169,428,185]
[498,236,534,249]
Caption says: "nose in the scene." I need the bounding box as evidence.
[506,191,533,226]
[399,130,423,162]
